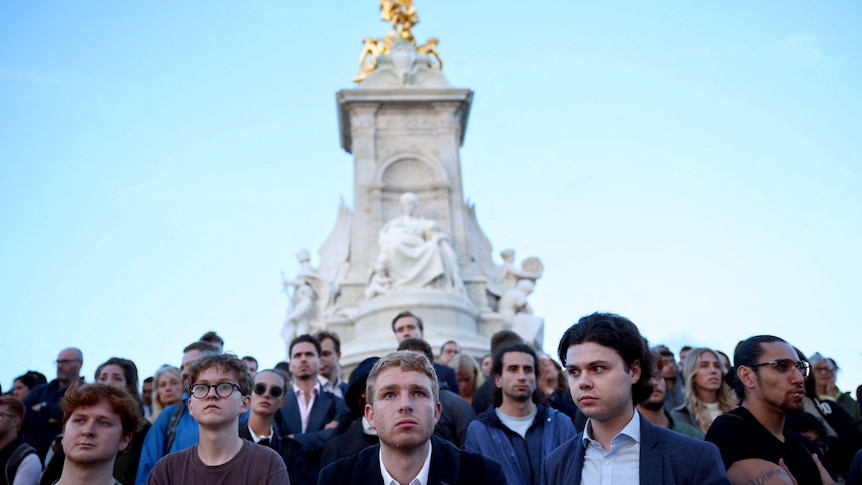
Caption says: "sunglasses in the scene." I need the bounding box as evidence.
[253,383,284,398]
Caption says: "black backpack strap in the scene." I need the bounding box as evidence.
[163,402,186,456]
[6,442,37,484]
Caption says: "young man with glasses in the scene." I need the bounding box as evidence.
[705,335,834,485]
[22,347,83,461]
[147,353,288,484]
[135,341,219,485]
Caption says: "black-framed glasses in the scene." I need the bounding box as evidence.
[747,359,810,378]
[189,383,241,399]
[253,383,284,398]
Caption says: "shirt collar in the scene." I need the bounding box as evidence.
[294,382,321,397]
[379,442,432,485]
[247,423,273,442]
[583,409,642,446]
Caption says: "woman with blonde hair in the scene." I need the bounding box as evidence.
[149,364,182,423]
[448,353,484,405]
[672,347,736,434]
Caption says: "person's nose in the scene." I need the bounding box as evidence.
[399,393,414,412]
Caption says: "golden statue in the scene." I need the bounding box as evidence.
[417,37,441,70]
[353,0,442,84]
[380,0,419,43]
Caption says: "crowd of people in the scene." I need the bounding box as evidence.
[2,312,862,484]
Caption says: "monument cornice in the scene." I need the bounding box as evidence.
[336,88,473,153]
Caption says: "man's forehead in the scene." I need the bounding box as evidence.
[566,341,623,365]
[292,342,318,356]
[395,317,417,327]
[759,341,797,360]
[182,350,201,364]
[196,366,238,383]
[58,349,78,359]
[502,351,535,366]
[70,402,119,419]
[374,368,432,390]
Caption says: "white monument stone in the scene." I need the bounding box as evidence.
[280,1,546,367]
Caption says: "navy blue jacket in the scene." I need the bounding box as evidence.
[318,435,505,485]
[275,388,350,485]
[542,412,730,485]
[22,380,69,460]
[465,404,574,485]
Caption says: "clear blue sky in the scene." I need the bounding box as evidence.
[2,1,860,394]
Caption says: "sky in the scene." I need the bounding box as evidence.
[2,1,860,395]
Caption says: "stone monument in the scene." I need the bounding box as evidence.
[281,0,546,366]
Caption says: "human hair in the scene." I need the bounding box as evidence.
[289,334,321,358]
[727,335,787,403]
[681,348,736,433]
[150,365,182,422]
[493,343,539,380]
[143,376,154,385]
[199,331,224,347]
[0,396,25,428]
[256,369,290,390]
[391,310,424,333]
[183,340,220,355]
[95,357,142,405]
[314,331,342,354]
[187,353,254,397]
[62,383,145,436]
[13,371,46,394]
[490,330,523,357]
[439,340,458,356]
[448,354,484,398]
[366,350,439,405]
[681,345,692,354]
[557,312,655,404]
[397,338,434,363]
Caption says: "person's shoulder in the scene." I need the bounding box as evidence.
[319,443,379,480]
[651,420,711,449]
[545,433,582,462]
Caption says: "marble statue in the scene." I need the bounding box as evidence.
[498,279,535,323]
[280,249,335,347]
[281,284,315,346]
[370,192,465,294]
[486,249,544,298]
[499,279,544,349]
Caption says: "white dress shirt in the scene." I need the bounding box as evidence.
[379,442,432,485]
[581,409,642,485]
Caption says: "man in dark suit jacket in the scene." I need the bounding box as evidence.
[391,311,459,394]
[543,313,729,485]
[319,351,505,485]
[277,335,350,485]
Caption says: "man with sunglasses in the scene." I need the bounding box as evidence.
[705,335,835,485]
[148,353,289,484]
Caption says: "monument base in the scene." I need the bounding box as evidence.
[340,288,490,369]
